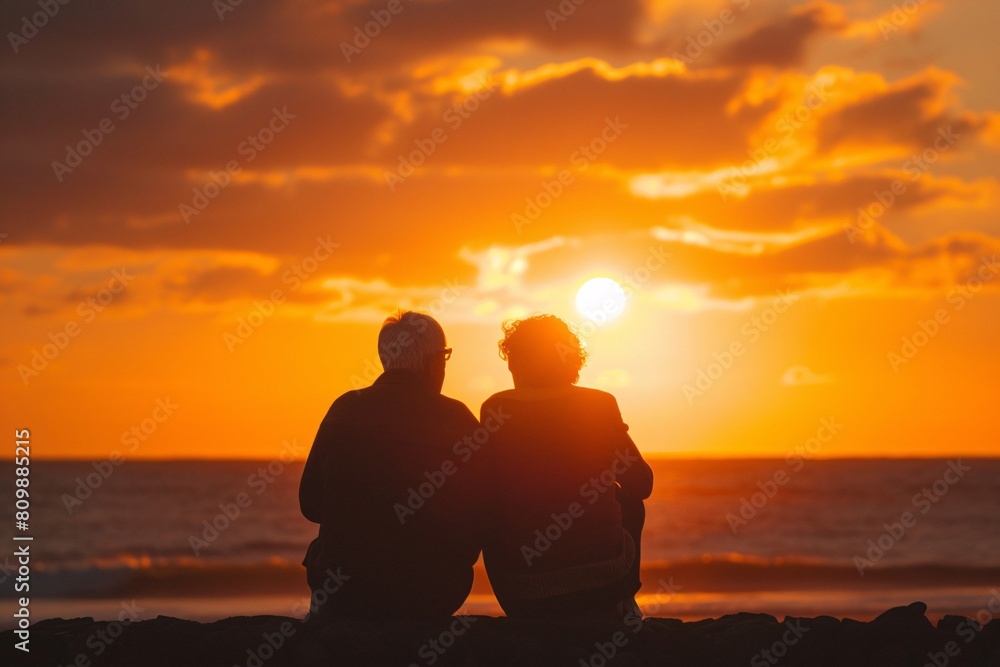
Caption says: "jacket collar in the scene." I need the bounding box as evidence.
[373,368,433,390]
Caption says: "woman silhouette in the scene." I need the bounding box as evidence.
[480,315,653,619]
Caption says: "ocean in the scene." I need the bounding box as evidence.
[2,458,998,628]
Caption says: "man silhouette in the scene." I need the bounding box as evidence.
[299,311,484,618]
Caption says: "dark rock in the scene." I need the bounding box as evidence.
[871,602,933,632]
[3,603,1000,667]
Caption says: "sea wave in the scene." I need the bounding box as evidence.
[9,553,1000,599]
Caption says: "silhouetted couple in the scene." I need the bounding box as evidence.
[299,311,652,621]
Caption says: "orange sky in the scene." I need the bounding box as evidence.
[3,0,999,459]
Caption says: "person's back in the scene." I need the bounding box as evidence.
[480,315,653,618]
[299,312,484,619]
[482,385,648,575]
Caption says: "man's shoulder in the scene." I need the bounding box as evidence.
[329,387,365,410]
[331,386,473,416]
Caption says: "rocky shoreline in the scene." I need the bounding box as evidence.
[4,602,999,666]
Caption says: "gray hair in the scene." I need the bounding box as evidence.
[378,311,445,372]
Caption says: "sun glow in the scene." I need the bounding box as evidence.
[576,277,627,322]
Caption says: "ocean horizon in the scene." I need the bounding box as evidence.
[3,458,998,629]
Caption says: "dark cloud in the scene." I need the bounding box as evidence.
[1,0,996,298]
[516,225,1000,300]
[815,71,989,154]
[383,67,777,172]
[162,265,274,303]
[341,0,647,55]
[1,0,646,77]
[0,72,389,172]
[716,1,847,68]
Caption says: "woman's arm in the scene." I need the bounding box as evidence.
[606,394,654,500]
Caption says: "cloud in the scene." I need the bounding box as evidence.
[163,265,277,303]
[379,59,777,173]
[2,0,998,321]
[0,0,648,82]
[3,219,1000,338]
[717,2,849,68]
[346,0,649,54]
[815,68,991,155]
[507,223,1000,299]
[843,0,945,42]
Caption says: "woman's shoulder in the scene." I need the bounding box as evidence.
[567,385,620,409]
[481,389,516,406]
[482,385,619,411]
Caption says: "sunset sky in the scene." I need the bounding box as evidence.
[3,0,998,459]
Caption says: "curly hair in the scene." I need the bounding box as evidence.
[498,314,587,386]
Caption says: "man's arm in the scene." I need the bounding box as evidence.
[299,396,351,523]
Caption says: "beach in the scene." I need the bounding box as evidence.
[4,458,1000,664]
[3,458,998,629]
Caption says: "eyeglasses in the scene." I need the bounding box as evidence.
[440,347,453,361]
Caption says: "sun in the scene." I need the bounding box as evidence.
[576,277,627,322]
